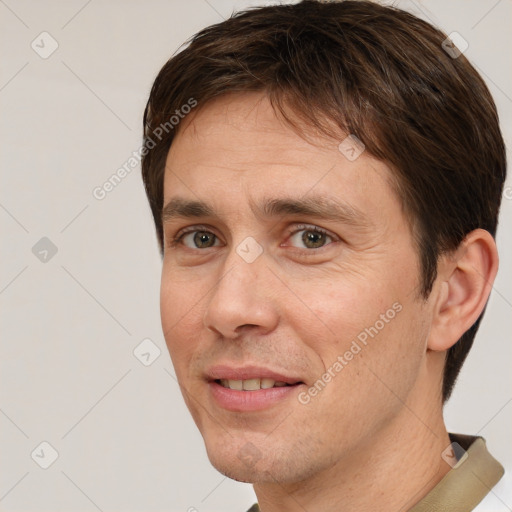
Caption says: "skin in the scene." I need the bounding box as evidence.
[159,92,498,512]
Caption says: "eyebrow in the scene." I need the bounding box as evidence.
[161,195,370,228]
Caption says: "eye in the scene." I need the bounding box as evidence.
[286,225,336,249]
[171,228,222,249]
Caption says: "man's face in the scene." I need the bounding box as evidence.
[160,93,435,483]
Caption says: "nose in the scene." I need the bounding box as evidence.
[203,248,279,339]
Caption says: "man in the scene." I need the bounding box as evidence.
[141,1,508,510]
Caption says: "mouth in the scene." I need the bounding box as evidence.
[205,365,305,412]
[214,378,301,391]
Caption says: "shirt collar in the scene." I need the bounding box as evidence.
[246,433,504,512]
[409,433,504,512]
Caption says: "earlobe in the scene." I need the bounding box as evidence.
[427,229,499,352]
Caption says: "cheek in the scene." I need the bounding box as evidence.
[293,273,398,353]
[292,266,426,399]
[160,267,207,372]
[295,303,428,447]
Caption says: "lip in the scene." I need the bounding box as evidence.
[208,381,304,412]
[205,364,303,384]
[205,364,305,412]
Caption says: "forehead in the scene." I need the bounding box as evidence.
[169,93,343,168]
[163,92,401,222]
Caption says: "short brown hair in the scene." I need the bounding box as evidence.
[141,0,506,402]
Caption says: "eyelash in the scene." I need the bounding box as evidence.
[168,224,212,248]
[168,223,337,249]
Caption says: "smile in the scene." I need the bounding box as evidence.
[216,378,294,390]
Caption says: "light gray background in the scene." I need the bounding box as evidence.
[1,1,510,511]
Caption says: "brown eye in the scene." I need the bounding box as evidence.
[192,231,216,248]
[302,230,328,248]
[288,227,333,249]
[177,230,220,249]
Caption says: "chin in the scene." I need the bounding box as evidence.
[210,457,292,484]
[214,463,262,483]
[204,435,323,485]
[204,438,266,483]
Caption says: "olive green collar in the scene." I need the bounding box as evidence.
[409,433,504,512]
[246,433,504,512]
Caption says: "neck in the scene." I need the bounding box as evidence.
[253,381,451,512]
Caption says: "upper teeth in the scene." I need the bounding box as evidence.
[219,378,289,390]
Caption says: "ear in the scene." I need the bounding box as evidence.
[427,229,499,352]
